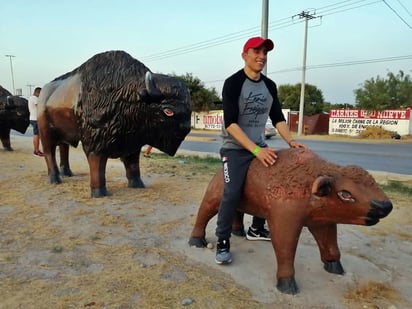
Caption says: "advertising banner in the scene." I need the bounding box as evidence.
[329,109,411,136]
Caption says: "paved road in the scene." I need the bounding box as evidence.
[14,129,411,175]
[181,132,412,175]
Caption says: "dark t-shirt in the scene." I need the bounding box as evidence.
[221,69,286,149]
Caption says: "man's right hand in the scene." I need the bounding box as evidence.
[255,147,277,167]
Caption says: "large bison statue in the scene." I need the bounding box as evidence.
[189,148,393,295]
[0,85,30,151]
[37,50,191,197]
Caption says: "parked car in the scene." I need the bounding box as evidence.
[264,119,277,139]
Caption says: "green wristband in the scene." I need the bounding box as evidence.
[252,146,261,156]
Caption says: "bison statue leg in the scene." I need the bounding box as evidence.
[307,223,345,275]
[188,171,257,245]
[42,140,62,184]
[266,216,303,295]
[87,153,109,198]
[38,115,62,184]
[0,128,13,151]
[188,202,219,248]
[189,172,223,247]
[121,152,145,188]
[58,144,73,177]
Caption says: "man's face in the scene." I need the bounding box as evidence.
[242,46,268,73]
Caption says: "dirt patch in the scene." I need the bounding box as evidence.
[1,135,411,308]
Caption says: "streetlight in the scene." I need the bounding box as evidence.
[5,55,16,95]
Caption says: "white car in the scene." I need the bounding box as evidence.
[264,120,277,139]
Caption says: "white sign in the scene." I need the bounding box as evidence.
[329,108,411,136]
[192,109,291,131]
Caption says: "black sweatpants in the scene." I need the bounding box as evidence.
[215,148,265,239]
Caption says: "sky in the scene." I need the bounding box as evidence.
[1,0,411,104]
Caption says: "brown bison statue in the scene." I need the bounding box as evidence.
[37,51,191,197]
[189,148,393,295]
[0,85,30,151]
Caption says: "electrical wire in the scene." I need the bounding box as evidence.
[141,0,382,62]
[394,0,412,17]
[203,55,412,84]
[268,55,412,74]
[382,0,412,29]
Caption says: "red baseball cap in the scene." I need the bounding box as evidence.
[243,36,274,53]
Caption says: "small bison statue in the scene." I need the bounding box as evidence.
[189,148,393,294]
[0,85,30,151]
[38,50,191,197]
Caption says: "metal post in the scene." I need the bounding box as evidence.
[261,0,269,75]
[5,55,16,95]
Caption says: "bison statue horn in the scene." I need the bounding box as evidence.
[145,71,163,99]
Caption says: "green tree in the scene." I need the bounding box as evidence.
[173,73,220,112]
[354,70,412,110]
[278,83,325,115]
[324,102,354,112]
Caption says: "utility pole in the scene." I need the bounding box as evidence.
[261,0,269,75]
[27,84,35,96]
[296,11,317,135]
[5,55,16,95]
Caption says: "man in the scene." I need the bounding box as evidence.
[28,87,44,157]
[215,37,306,265]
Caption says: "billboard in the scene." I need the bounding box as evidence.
[329,109,411,136]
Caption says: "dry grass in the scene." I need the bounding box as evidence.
[0,140,268,309]
[343,281,405,309]
[1,137,411,308]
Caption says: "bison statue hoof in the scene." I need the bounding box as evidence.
[188,237,208,248]
[59,166,73,177]
[276,278,299,295]
[91,187,109,198]
[3,146,13,151]
[49,174,62,184]
[128,177,145,188]
[323,260,345,275]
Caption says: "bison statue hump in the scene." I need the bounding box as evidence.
[0,85,30,151]
[189,148,393,295]
[37,50,191,197]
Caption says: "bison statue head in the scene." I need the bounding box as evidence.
[0,86,30,150]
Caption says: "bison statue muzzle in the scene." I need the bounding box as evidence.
[188,148,393,294]
[0,85,30,151]
[37,50,191,197]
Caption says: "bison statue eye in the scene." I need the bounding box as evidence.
[337,190,355,203]
[163,108,174,117]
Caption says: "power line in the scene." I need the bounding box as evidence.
[204,54,412,84]
[141,0,381,62]
[142,17,295,62]
[268,55,412,74]
[394,0,412,17]
[317,0,380,15]
[382,0,412,29]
